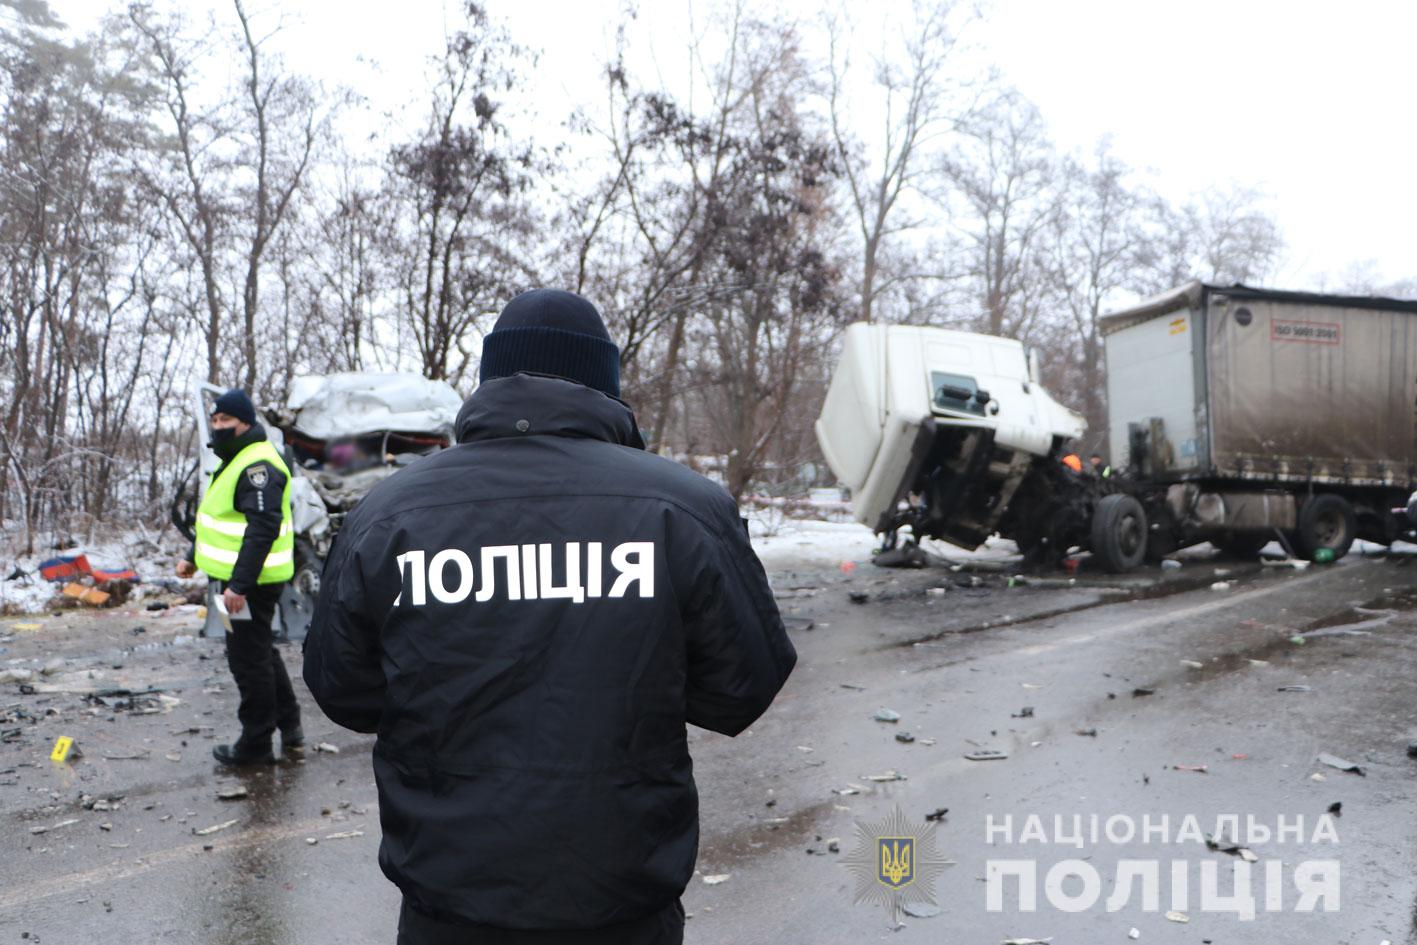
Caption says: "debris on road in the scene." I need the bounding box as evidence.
[1206,833,1258,862]
[1317,753,1365,776]
[193,818,238,836]
[873,708,901,723]
[1002,938,1052,944]
[1012,706,1034,718]
[848,591,869,604]
[1172,764,1208,773]
[1277,685,1313,692]
[1164,910,1189,923]
[1075,728,1098,737]
[702,874,731,885]
[62,582,110,606]
[1179,659,1203,669]
[902,902,940,918]
[29,818,79,835]
[924,808,948,821]
[894,732,915,744]
[781,617,815,632]
[964,750,1008,762]
[315,742,340,753]
[1327,802,1342,816]
[325,830,365,840]
[216,785,249,801]
[1210,581,1233,591]
[862,770,907,782]
[1131,687,1155,697]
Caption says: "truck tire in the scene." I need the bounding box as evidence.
[1296,494,1356,561]
[1213,532,1270,559]
[1091,493,1148,573]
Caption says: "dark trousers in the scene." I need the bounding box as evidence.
[396,899,684,945]
[222,581,301,749]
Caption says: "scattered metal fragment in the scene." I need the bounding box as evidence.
[964,750,1008,762]
[1317,753,1364,776]
[193,818,238,836]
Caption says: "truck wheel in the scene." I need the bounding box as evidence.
[1213,533,1270,559]
[1091,494,1148,573]
[1297,494,1356,561]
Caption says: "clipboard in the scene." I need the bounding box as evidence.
[213,592,253,631]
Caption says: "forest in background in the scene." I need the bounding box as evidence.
[3,0,1406,551]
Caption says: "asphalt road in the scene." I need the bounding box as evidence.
[2,547,1415,944]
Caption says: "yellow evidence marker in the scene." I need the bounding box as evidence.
[50,736,78,762]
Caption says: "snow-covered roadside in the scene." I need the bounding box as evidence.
[0,529,195,616]
[744,509,1023,572]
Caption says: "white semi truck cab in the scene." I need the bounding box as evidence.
[815,323,1085,552]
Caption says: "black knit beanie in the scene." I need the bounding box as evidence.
[478,289,620,397]
[212,388,257,425]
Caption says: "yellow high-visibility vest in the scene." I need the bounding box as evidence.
[194,439,294,584]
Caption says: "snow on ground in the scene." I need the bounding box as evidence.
[745,507,1022,571]
[0,526,193,615]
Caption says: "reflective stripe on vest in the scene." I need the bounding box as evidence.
[194,439,295,584]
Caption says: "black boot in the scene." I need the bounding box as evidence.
[281,726,305,749]
[213,741,276,766]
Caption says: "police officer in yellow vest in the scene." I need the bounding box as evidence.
[176,388,303,765]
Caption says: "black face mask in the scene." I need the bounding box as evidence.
[208,426,238,449]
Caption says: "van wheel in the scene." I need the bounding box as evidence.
[1213,533,1271,559]
[1297,494,1356,560]
[1091,494,1148,573]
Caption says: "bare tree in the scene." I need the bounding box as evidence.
[1044,142,1149,435]
[938,89,1059,338]
[231,0,320,390]
[384,1,537,384]
[824,0,974,324]
[1135,183,1285,293]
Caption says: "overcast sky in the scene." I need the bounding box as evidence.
[61,0,1417,290]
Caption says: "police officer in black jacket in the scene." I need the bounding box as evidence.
[304,289,797,945]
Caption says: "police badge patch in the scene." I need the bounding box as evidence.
[245,465,269,489]
[843,805,950,923]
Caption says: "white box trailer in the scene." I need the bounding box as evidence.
[1102,282,1417,560]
